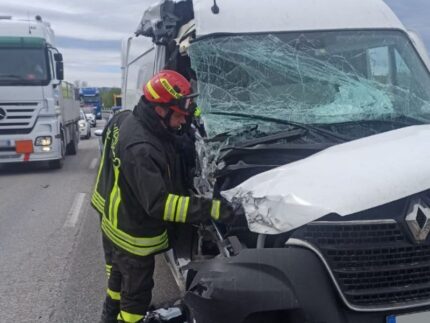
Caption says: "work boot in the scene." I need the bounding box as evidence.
[101,296,120,323]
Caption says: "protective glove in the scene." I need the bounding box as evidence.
[211,197,245,224]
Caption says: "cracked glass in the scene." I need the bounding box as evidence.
[189,30,430,136]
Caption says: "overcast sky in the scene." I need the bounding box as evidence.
[2,0,429,88]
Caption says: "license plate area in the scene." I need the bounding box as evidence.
[387,311,430,323]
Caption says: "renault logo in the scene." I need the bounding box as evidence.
[0,107,6,121]
[406,199,430,242]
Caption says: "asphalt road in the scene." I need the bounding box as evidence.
[0,121,180,322]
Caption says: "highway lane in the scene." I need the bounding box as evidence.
[0,121,180,322]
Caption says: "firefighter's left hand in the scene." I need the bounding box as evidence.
[219,198,245,224]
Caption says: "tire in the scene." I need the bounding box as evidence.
[48,158,63,169]
[49,134,65,169]
[66,125,78,155]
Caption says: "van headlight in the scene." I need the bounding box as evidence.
[79,120,86,128]
[35,136,52,146]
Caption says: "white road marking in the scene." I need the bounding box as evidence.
[64,193,86,228]
[89,158,98,170]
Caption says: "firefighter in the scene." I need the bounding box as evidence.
[92,70,237,323]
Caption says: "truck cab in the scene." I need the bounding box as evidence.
[0,16,80,168]
[79,87,102,120]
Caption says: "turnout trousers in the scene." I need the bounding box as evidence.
[101,235,155,323]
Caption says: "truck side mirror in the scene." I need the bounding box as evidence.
[56,61,64,80]
[54,53,63,62]
[94,129,103,136]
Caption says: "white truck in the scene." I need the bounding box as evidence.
[121,1,430,322]
[0,16,80,169]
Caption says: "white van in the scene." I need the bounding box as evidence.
[122,1,430,322]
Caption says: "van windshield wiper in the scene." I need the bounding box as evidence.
[208,111,350,142]
[325,115,428,127]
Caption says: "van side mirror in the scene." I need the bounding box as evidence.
[56,61,64,80]
[54,53,63,62]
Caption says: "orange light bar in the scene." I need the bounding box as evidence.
[15,140,34,154]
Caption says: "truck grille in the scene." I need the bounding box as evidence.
[0,102,39,134]
[293,220,430,308]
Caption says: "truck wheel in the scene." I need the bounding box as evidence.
[66,126,78,155]
[49,135,65,169]
[48,158,63,169]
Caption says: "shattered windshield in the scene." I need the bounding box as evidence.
[189,30,430,136]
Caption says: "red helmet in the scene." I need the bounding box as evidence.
[143,70,198,115]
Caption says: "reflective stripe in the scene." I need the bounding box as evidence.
[146,81,160,100]
[175,196,190,223]
[105,264,112,278]
[92,191,105,206]
[211,200,221,220]
[118,311,144,323]
[109,163,121,224]
[163,194,179,222]
[107,288,121,301]
[101,218,169,257]
[92,191,105,214]
[194,107,202,117]
[92,128,111,203]
[163,194,173,221]
[91,198,104,214]
[160,78,182,99]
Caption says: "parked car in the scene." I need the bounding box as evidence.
[79,109,91,139]
[82,106,96,127]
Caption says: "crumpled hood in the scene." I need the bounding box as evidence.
[222,125,430,234]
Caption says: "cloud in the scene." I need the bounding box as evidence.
[385,0,430,51]
[61,48,121,87]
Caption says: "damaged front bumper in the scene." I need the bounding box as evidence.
[180,247,430,323]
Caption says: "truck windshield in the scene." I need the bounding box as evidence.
[82,97,99,104]
[0,47,49,85]
[189,30,430,135]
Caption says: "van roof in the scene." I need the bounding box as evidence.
[193,0,405,37]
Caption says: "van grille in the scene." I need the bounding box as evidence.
[293,221,430,308]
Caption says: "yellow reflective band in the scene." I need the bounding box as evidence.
[163,194,179,222]
[102,217,168,247]
[211,199,221,220]
[160,78,182,99]
[163,194,173,221]
[109,165,121,225]
[101,217,169,256]
[107,288,121,301]
[92,192,105,206]
[175,196,190,223]
[194,107,202,117]
[146,81,160,100]
[118,311,144,323]
[93,128,111,202]
[102,223,169,257]
[91,198,104,214]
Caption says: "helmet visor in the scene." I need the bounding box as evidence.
[169,92,199,115]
